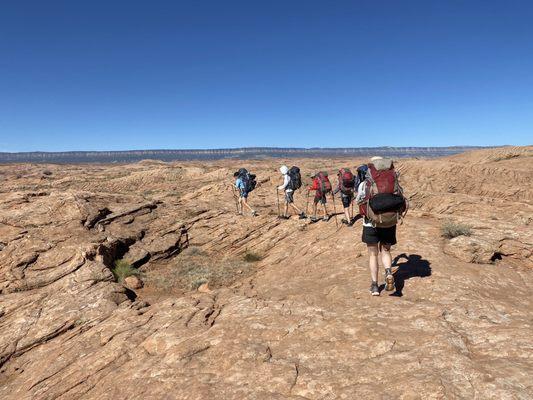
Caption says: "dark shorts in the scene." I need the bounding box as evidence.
[285,191,294,203]
[240,190,249,199]
[362,224,397,246]
[314,192,327,205]
[341,193,353,208]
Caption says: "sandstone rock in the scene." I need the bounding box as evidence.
[0,146,531,400]
[197,282,211,293]
[124,275,143,289]
[443,235,497,264]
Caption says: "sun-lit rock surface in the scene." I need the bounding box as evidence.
[0,146,532,399]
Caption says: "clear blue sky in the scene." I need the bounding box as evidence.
[1,1,532,151]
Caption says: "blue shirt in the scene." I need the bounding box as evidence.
[235,178,245,191]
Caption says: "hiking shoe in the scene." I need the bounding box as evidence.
[299,212,307,219]
[310,217,319,223]
[251,210,257,217]
[370,281,380,296]
[385,268,395,291]
[341,218,349,225]
[278,215,290,220]
[322,215,330,222]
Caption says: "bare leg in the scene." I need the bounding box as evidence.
[312,202,318,218]
[379,243,392,270]
[290,203,302,215]
[368,244,379,283]
[284,203,289,217]
[322,203,328,218]
[241,197,255,213]
[344,207,351,221]
[380,243,395,291]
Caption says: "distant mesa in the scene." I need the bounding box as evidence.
[0,146,499,164]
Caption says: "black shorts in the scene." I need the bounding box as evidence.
[341,193,353,208]
[314,192,326,205]
[362,224,397,246]
[285,191,294,203]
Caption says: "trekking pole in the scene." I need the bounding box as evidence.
[231,186,240,214]
[276,188,281,217]
[331,193,338,228]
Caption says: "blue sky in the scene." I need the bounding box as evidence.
[1,0,532,151]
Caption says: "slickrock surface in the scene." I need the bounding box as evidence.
[0,146,532,399]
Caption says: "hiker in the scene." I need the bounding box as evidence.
[308,171,331,222]
[277,165,306,219]
[349,164,369,223]
[333,168,356,225]
[356,157,407,296]
[234,169,257,216]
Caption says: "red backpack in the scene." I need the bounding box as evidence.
[338,168,355,194]
[359,160,407,227]
[316,171,332,194]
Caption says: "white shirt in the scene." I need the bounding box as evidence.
[277,174,292,192]
[356,181,374,227]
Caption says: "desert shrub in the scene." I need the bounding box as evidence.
[42,170,53,176]
[243,251,262,263]
[441,221,472,239]
[179,263,211,289]
[111,259,138,282]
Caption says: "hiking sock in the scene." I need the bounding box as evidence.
[385,268,395,291]
[370,281,380,296]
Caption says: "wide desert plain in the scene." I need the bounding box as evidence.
[0,146,532,399]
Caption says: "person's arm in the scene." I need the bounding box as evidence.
[277,175,289,190]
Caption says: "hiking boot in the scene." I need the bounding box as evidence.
[322,215,330,222]
[310,217,319,223]
[251,210,257,217]
[341,218,349,225]
[299,212,307,219]
[370,281,380,296]
[278,215,290,220]
[385,268,395,291]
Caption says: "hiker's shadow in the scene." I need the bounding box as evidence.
[390,253,432,297]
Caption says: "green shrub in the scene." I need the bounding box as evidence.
[441,221,472,239]
[243,251,262,263]
[111,259,138,282]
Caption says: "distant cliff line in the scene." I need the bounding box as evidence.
[0,146,498,163]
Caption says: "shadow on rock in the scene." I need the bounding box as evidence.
[391,253,432,297]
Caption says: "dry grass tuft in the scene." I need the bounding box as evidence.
[111,259,139,282]
[441,221,472,239]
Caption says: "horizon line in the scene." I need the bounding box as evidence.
[0,145,507,155]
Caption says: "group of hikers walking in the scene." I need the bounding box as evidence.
[231,157,408,296]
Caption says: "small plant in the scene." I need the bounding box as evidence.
[441,221,472,239]
[42,170,53,176]
[111,259,138,282]
[243,251,262,263]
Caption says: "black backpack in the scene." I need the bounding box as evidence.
[238,168,257,192]
[287,166,302,190]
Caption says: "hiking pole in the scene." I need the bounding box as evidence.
[331,193,338,228]
[276,188,281,217]
[231,186,240,214]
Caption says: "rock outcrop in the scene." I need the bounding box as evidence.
[0,146,532,399]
